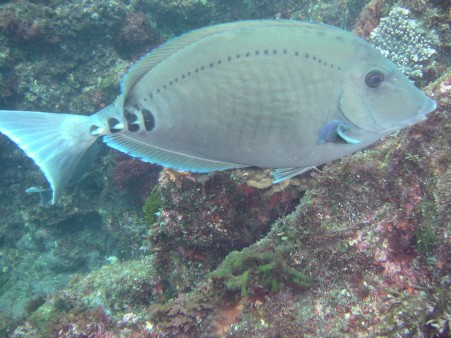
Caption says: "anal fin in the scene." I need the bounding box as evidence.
[104,134,248,173]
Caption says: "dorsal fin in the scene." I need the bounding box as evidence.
[118,20,325,106]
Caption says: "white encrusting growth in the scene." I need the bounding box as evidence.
[370,7,439,79]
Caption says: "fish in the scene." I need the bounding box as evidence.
[0,20,437,204]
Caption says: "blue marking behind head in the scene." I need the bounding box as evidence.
[317,120,361,145]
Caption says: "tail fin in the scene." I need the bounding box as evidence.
[0,110,99,204]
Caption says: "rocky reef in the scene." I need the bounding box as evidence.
[0,0,449,337]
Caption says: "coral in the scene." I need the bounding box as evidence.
[370,7,439,79]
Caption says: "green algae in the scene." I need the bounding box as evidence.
[142,186,161,224]
[381,286,451,337]
[415,201,438,259]
[209,246,312,297]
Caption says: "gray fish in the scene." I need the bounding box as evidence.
[0,20,436,204]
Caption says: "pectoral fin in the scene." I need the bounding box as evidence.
[317,120,361,145]
[273,167,315,183]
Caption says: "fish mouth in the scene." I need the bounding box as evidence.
[400,97,437,128]
[338,92,437,135]
[379,97,437,134]
[416,97,437,121]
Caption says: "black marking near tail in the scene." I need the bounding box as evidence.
[125,111,140,132]
[142,109,155,131]
[108,117,122,133]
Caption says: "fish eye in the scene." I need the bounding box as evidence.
[365,70,384,88]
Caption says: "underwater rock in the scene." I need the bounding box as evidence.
[114,11,161,59]
[149,169,304,297]
[352,0,385,39]
[13,258,161,337]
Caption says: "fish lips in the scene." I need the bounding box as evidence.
[417,97,437,120]
[381,97,437,133]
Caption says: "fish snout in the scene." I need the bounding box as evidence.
[416,97,437,121]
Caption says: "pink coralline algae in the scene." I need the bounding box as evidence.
[114,11,161,59]
[110,155,160,202]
